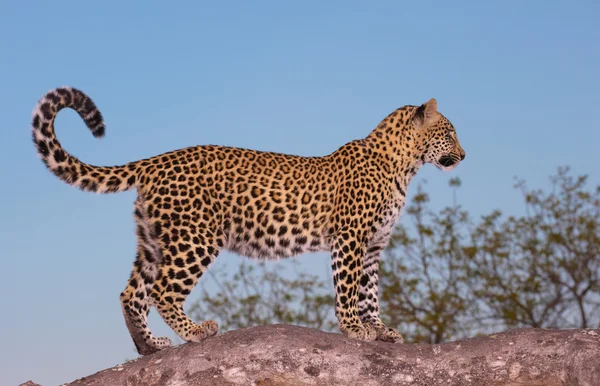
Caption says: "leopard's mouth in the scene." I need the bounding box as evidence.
[438,155,457,167]
[437,152,464,171]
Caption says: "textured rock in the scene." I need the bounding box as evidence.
[55,325,600,385]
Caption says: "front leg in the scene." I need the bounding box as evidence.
[331,235,377,342]
[358,232,404,343]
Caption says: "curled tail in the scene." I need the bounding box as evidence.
[32,87,138,193]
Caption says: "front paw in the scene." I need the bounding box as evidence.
[363,321,404,343]
[339,322,377,342]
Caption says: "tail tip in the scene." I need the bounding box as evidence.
[91,124,106,138]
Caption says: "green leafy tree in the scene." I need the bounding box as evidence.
[468,167,600,330]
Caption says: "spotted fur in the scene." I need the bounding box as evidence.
[32,87,465,354]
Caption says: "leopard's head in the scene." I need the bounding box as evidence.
[412,99,466,171]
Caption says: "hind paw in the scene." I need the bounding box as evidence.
[136,336,173,355]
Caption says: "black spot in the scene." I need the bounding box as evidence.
[39,122,50,137]
[154,222,162,236]
[348,260,357,271]
[183,251,194,264]
[349,240,356,251]
[53,149,66,163]
[174,258,185,267]
[39,102,53,120]
[278,225,288,236]
[32,114,40,128]
[36,140,49,156]
[201,257,211,267]
[360,275,369,286]
[295,236,307,245]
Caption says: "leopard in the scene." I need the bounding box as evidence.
[31,87,465,355]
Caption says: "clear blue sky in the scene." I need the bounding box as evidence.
[1,1,599,384]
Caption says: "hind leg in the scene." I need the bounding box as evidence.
[151,231,221,342]
[120,197,172,355]
[120,251,172,354]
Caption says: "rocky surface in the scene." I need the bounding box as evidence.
[24,324,600,385]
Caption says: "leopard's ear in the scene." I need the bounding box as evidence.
[412,98,438,129]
